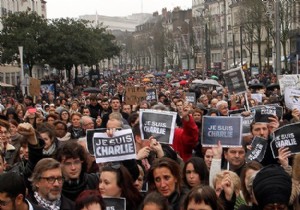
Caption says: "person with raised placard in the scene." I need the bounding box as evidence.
[152,103,199,162]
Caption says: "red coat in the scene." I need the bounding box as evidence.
[171,114,199,162]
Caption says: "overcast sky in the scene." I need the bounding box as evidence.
[47,0,192,19]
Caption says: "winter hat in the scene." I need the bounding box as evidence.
[253,164,291,208]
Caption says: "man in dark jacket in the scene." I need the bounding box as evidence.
[28,158,75,210]
[0,172,47,210]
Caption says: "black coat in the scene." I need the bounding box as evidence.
[27,194,75,210]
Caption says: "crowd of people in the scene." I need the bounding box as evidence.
[0,69,299,210]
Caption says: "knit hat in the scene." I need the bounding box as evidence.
[253,164,291,208]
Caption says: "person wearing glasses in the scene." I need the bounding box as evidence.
[28,158,75,210]
[0,172,47,210]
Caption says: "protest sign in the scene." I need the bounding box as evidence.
[284,87,300,111]
[185,92,196,104]
[125,86,146,105]
[271,122,300,158]
[29,77,41,97]
[251,93,262,103]
[92,129,136,163]
[103,197,126,210]
[223,67,247,95]
[278,74,300,95]
[146,88,157,102]
[251,105,283,123]
[202,116,243,147]
[139,109,177,144]
[230,113,254,135]
[245,136,268,163]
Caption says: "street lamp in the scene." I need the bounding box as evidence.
[18,46,25,96]
[184,19,191,72]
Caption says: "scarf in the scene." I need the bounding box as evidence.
[34,192,61,210]
[43,143,56,156]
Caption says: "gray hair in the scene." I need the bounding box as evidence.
[152,103,170,111]
[216,100,228,110]
[30,158,61,191]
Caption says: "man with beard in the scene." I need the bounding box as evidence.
[0,172,47,210]
[28,158,74,210]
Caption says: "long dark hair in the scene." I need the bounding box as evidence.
[182,157,209,188]
[101,164,142,209]
[183,185,224,210]
[147,157,182,193]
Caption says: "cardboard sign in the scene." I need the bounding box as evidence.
[125,86,146,105]
[29,77,41,97]
[284,87,300,111]
[251,105,283,123]
[245,136,268,163]
[202,116,243,147]
[146,88,157,102]
[185,92,196,104]
[139,109,177,144]
[103,197,126,210]
[223,67,248,95]
[92,129,136,163]
[271,122,300,158]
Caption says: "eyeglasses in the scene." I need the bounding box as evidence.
[39,176,64,184]
[62,160,82,167]
[84,122,94,126]
[0,130,8,135]
[0,198,12,206]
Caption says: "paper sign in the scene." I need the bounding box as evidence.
[223,67,248,95]
[271,122,300,158]
[284,87,300,111]
[251,105,283,123]
[92,129,136,163]
[185,92,196,104]
[139,109,177,144]
[146,89,157,102]
[278,74,300,95]
[103,197,126,210]
[202,116,243,147]
[245,136,268,163]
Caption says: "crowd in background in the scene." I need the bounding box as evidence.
[0,69,299,210]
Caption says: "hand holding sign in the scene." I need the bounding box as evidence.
[267,116,280,134]
[150,138,164,158]
[221,172,234,201]
[137,146,151,160]
[278,147,291,168]
[292,108,300,122]
[212,141,223,159]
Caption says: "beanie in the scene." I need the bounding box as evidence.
[253,164,291,208]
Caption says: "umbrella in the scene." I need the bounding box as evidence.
[201,79,221,87]
[179,80,188,85]
[166,73,172,78]
[83,87,101,93]
[248,83,265,90]
[170,79,179,83]
[153,80,163,84]
[145,73,155,78]
[154,72,166,76]
[142,78,151,82]
[211,75,219,80]
[192,79,203,84]
[266,83,280,91]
